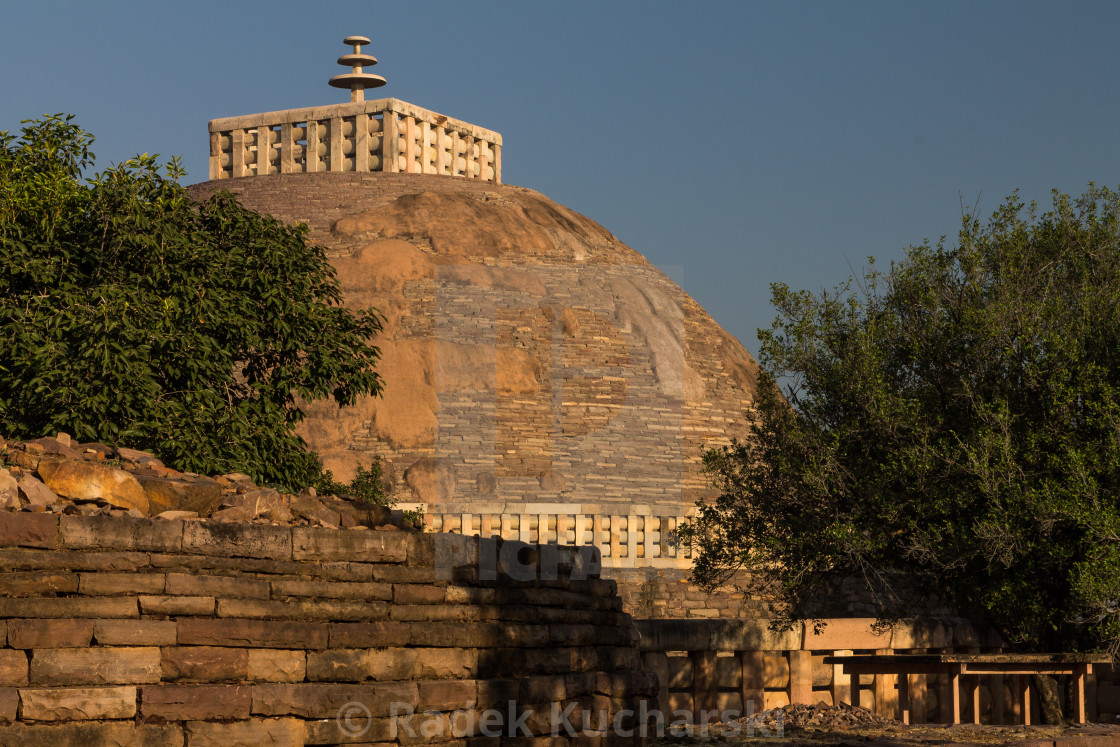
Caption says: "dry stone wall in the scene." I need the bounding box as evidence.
[0,512,655,745]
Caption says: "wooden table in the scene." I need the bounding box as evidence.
[824,653,1111,725]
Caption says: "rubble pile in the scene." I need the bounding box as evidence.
[0,433,416,531]
[738,701,900,732]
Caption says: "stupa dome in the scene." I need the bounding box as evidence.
[189,35,760,575]
[189,173,760,530]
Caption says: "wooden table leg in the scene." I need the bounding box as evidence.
[970,676,981,724]
[851,670,861,709]
[991,675,1005,724]
[1016,675,1030,725]
[899,672,911,725]
[1072,664,1088,724]
[951,669,961,725]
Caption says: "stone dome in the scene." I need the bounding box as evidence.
[187,172,760,525]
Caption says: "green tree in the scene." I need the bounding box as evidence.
[680,186,1120,655]
[0,115,384,490]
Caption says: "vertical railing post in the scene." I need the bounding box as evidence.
[404,116,418,173]
[329,116,343,172]
[354,113,369,172]
[231,129,246,178]
[280,123,295,173]
[306,121,320,173]
[209,131,221,179]
[741,651,765,716]
[789,650,812,705]
[831,649,852,707]
[383,111,399,172]
[691,650,718,724]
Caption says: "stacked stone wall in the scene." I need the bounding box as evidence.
[0,513,655,745]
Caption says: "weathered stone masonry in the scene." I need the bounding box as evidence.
[0,513,655,744]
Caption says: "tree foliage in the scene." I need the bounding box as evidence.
[681,187,1120,654]
[0,115,384,490]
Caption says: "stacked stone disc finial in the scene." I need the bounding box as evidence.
[328,35,386,102]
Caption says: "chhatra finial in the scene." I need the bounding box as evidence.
[328,35,386,103]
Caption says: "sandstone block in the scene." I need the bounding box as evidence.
[393,710,455,744]
[36,459,148,513]
[248,649,306,682]
[304,716,393,744]
[0,597,137,619]
[30,646,161,686]
[289,495,340,526]
[0,547,147,572]
[418,679,478,711]
[252,681,417,718]
[0,469,18,509]
[78,571,166,595]
[139,595,216,616]
[165,572,270,599]
[182,521,292,560]
[520,675,566,704]
[0,513,58,548]
[7,619,93,649]
[445,585,497,605]
[217,598,389,622]
[115,446,161,466]
[207,505,255,522]
[389,604,481,623]
[0,571,78,595]
[292,527,408,563]
[405,622,509,648]
[59,514,182,552]
[94,619,177,646]
[802,618,890,651]
[548,624,600,647]
[0,652,27,687]
[0,722,184,746]
[161,646,248,682]
[177,618,329,649]
[222,489,288,517]
[136,474,224,516]
[393,584,446,605]
[154,552,356,579]
[270,578,391,600]
[183,718,306,747]
[18,685,137,720]
[16,475,57,507]
[0,688,15,722]
[306,647,477,682]
[141,684,251,720]
[329,621,411,649]
[476,678,520,710]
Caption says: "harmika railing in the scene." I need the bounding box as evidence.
[208,98,501,183]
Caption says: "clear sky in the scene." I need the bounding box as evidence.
[2,1,1118,358]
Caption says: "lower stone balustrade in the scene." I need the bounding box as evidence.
[423,505,694,570]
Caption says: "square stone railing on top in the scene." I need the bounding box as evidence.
[208,98,502,183]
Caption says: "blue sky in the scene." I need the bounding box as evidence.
[2,1,1118,357]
